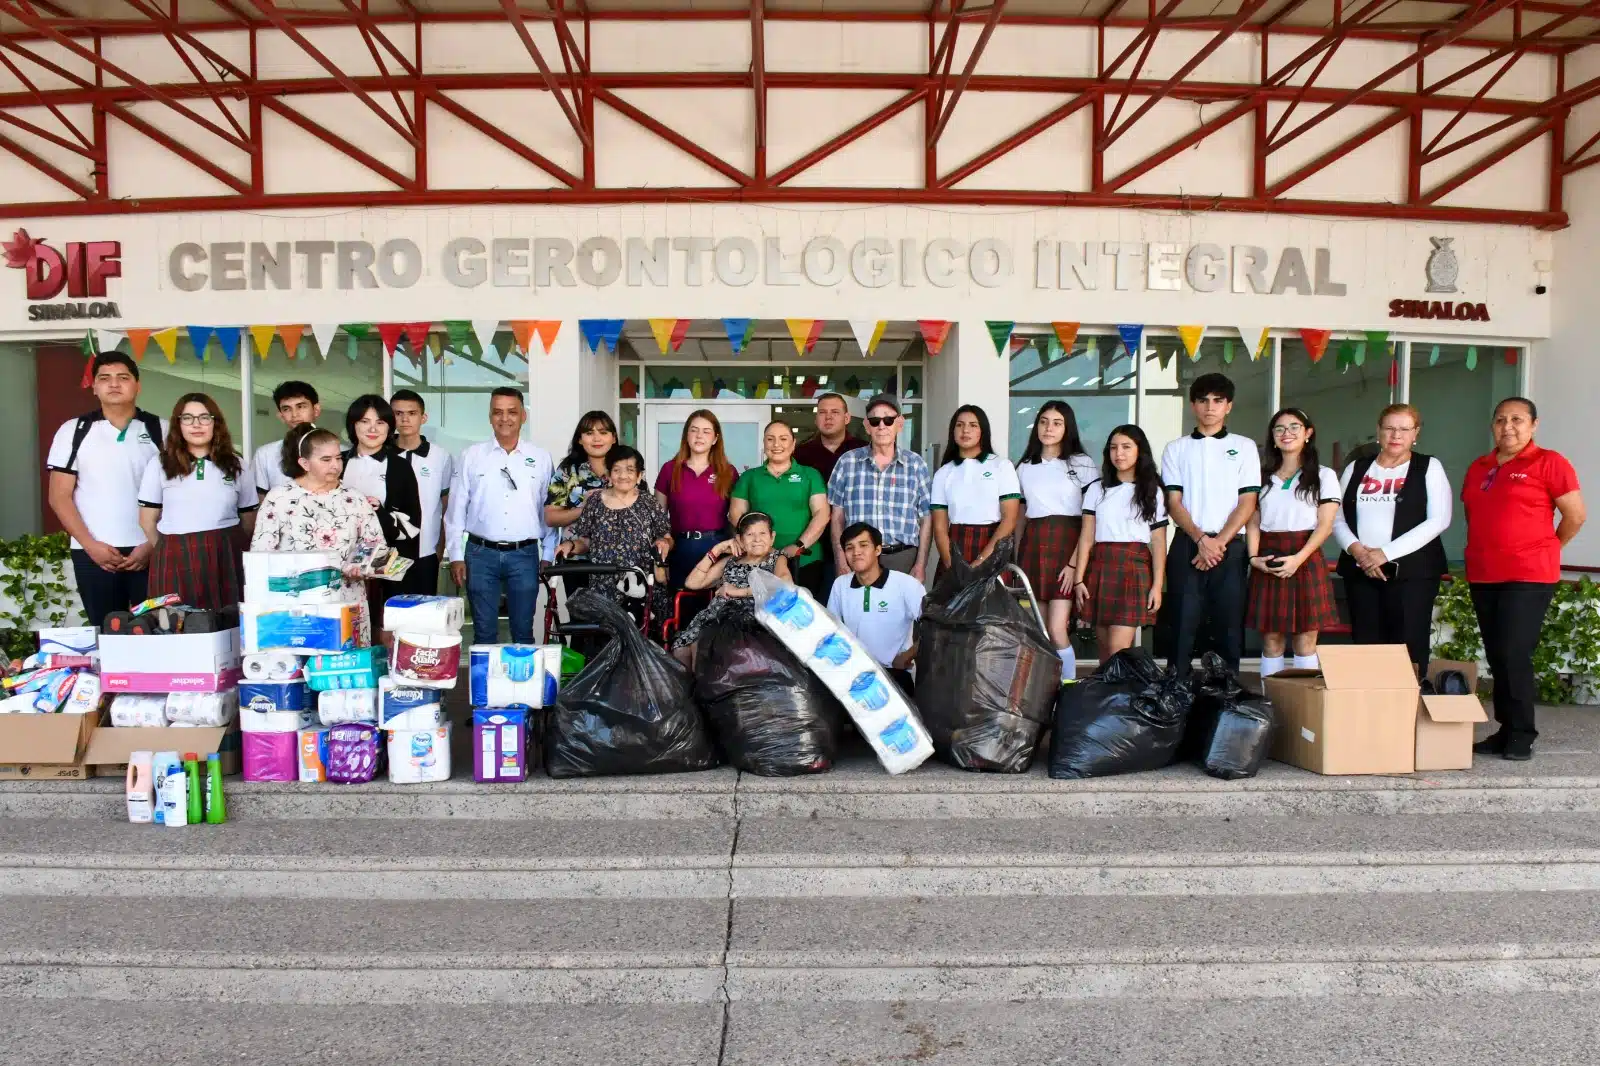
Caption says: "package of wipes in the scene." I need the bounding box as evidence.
[749,569,932,775]
[468,644,561,710]
[382,594,463,635]
[318,687,378,726]
[243,551,350,605]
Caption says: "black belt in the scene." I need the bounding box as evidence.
[467,533,540,551]
[882,544,915,554]
[676,530,721,541]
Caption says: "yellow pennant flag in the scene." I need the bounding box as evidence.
[786,318,821,356]
[1177,325,1206,361]
[648,318,677,355]
[249,324,278,361]
[152,328,180,364]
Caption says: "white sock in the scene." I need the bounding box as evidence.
[1057,646,1077,679]
[1292,653,1320,671]
[1260,656,1286,679]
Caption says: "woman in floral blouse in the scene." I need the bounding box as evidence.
[252,424,387,645]
[544,411,617,542]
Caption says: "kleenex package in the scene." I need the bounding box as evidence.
[306,647,387,691]
[378,678,445,731]
[239,682,315,733]
[469,644,560,710]
[240,602,358,655]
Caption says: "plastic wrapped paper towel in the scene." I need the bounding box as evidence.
[750,569,932,775]
[110,694,167,727]
[382,594,463,635]
[165,689,239,727]
[386,723,451,784]
[469,644,560,709]
[243,731,299,782]
[389,632,461,688]
[241,602,358,655]
[318,687,378,726]
[243,551,351,605]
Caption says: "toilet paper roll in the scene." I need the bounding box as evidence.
[164,689,239,727]
[240,681,315,734]
[241,602,358,655]
[381,594,463,635]
[243,551,352,605]
[378,678,445,730]
[468,644,561,709]
[318,687,378,726]
[242,730,299,782]
[386,723,452,784]
[110,694,166,727]
[242,651,304,682]
[389,632,461,688]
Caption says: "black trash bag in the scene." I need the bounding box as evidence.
[1048,648,1192,779]
[545,589,719,778]
[1181,651,1275,781]
[694,616,844,776]
[916,537,1061,773]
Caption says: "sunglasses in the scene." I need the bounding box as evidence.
[866,415,899,428]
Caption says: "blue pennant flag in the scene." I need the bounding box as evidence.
[186,325,215,361]
[722,317,753,355]
[579,318,626,355]
[1117,323,1143,357]
[213,326,241,362]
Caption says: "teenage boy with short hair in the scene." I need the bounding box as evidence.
[253,381,321,495]
[826,521,924,695]
[390,389,453,596]
[1160,373,1259,676]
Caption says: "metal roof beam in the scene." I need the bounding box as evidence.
[0,124,94,198]
[929,0,1006,145]
[498,0,590,148]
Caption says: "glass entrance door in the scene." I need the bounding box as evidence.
[643,402,772,480]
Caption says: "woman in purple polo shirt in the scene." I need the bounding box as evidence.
[654,409,737,588]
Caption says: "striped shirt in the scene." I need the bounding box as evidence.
[827,446,932,548]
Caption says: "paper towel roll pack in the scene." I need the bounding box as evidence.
[243,551,350,605]
[473,709,529,782]
[326,723,381,783]
[306,647,387,691]
[298,727,330,782]
[382,595,463,635]
[241,652,303,682]
[390,633,461,688]
[110,694,167,727]
[165,689,239,727]
[241,602,358,655]
[468,644,561,709]
[386,723,452,784]
[318,687,378,726]
[242,731,299,782]
[378,678,444,730]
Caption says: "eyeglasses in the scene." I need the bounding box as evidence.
[1271,423,1305,436]
[866,415,898,428]
[178,414,215,426]
[500,467,519,490]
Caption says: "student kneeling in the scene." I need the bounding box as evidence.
[827,522,925,695]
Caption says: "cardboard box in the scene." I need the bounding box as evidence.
[1416,660,1488,771]
[1264,644,1420,776]
[100,629,242,693]
[0,710,99,780]
[83,720,241,776]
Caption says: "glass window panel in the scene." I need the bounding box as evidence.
[0,341,41,537]
[641,363,912,402]
[1279,335,1397,473]
[391,331,529,456]
[1140,334,1272,463]
[253,330,385,455]
[1008,333,1132,461]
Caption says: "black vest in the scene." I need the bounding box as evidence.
[1336,451,1447,581]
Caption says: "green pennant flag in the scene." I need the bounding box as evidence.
[342,323,370,339]
[1222,339,1235,364]
[1337,339,1356,372]
[1084,335,1098,357]
[1429,343,1441,366]
[1466,346,1478,370]
[1364,330,1390,352]
[986,320,1014,357]
[1353,341,1367,367]
[445,320,473,357]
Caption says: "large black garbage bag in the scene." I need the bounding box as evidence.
[545,590,718,778]
[916,538,1061,773]
[1048,648,1191,779]
[1181,652,1275,780]
[694,616,844,776]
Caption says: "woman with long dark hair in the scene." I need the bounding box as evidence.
[341,394,422,635]
[654,409,737,587]
[930,404,1020,581]
[136,393,256,611]
[1246,408,1342,679]
[1069,425,1167,656]
[545,410,618,543]
[1015,400,1099,677]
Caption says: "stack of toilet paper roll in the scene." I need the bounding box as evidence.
[379,594,463,784]
[240,679,316,781]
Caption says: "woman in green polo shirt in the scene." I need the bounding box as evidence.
[729,420,831,595]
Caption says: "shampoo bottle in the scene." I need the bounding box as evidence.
[154,751,188,828]
[125,750,153,824]
[204,753,226,824]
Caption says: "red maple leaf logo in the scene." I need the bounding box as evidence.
[3,229,42,271]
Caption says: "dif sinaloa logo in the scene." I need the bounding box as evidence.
[3,229,122,322]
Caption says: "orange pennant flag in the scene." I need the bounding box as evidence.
[1052,322,1080,352]
[125,328,153,361]
[277,324,305,359]
[648,318,677,355]
[248,324,278,361]
[533,320,561,354]
[918,320,951,357]
[509,320,537,354]
[1299,328,1332,363]
[786,319,821,356]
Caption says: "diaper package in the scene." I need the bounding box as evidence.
[109,693,167,727]
[306,647,387,691]
[243,551,349,605]
[750,569,932,775]
[239,682,316,733]
[382,594,463,635]
[298,727,330,782]
[164,689,239,727]
[378,678,445,731]
[389,632,461,688]
[386,723,452,784]
[318,687,378,726]
[242,730,299,782]
[473,708,528,782]
[241,651,304,682]
[468,644,561,710]
[325,723,381,783]
[62,672,101,716]
[241,602,358,655]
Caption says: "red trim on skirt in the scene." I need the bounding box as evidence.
[148,527,242,612]
[1084,540,1155,628]
[936,521,996,583]
[1018,515,1082,602]
[1246,529,1340,635]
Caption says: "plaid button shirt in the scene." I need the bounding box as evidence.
[827,446,932,547]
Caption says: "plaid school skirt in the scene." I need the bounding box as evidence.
[1245,529,1340,635]
[936,522,996,583]
[148,527,242,612]
[1084,541,1155,628]
[1018,515,1082,602]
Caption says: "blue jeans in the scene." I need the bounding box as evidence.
[465,540,542,644]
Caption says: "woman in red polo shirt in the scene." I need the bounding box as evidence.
[1463,397,1586,762]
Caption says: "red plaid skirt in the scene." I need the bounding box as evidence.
[148,527,241,611]
[936,522,996,583]
[1084,541,1155,628]
[1018,515,1082,602]
[1246,529,1340,635]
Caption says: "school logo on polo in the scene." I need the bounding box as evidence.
[788,473,802,482]
[4,229,123,321]
[524,456,536,466]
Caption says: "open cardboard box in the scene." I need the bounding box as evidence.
[1264,644,1420,776]
[100,629,242,693]
[1417,660,1488,771]
[0,710,100,780]
[83,719,241,776]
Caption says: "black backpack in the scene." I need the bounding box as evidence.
[60,409,164,474]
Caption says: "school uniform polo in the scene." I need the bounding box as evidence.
[1084,481,1168,543]
[826,568,925,668]
[46,412,166,548]
[1159,428,1259,535]
[399,439,454,561]
[253,439,294,495]
[1257,467,1341,532]
[138,455,258,535]
[731,461,827,565]
[1016,454,1100,518]
[930,454,1022,524]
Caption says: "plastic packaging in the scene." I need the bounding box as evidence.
[386,724,452,784]
[165,689,239,727]
[382,594,464,634]
[750,569,932,775]
[473,709,529,782]
[378,678,445,731]
[544,590,718,778]
[241,652,303,682]
[325,723,381,783]
[318,687,378,726]
[125,750,153,823]
[389,632,461,688]
[242,731,300,782]
[469,644,561,709]
[694,616,842,776]
[239,683,316,733]
[240,602,358,655]
[62,671,102,716]
[915,541,1059,773]
[205,753,226,823]
[183,753,203,823]
[243,551,347,604]
[1048,649,1192,779]
[110,694,167,727]
[38,627,97,658]
[152,751,188,826]
[1181,652,1275,781]
[306,647,387,691]
[298,727,330,782]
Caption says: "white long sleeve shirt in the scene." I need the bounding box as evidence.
[1332,456,1452,562]
[443,438,554,562]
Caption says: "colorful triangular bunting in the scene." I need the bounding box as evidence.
[153,328,179,364]
[722,318,753,355]
[1235,326,1269,361]
[534,320,562,355]
[278,324,305,360]
[1177,325,1206,361]
[648,318,677,355]
[470,319,499,360]
[249,325,277,361]
[376,323,405,358]
[579,318,624,356]
[986,320,1014,357]
[186,325,215,361]
[1116,323,1143,358]
[1299,329,1331,363]
[784,318,823,356]
[124,328,152,362]
[509,321,538,355]
[212,326,240,362]
[848,320,887,357]
[309,323,338,360]
[917,320,951,357]
[95,329,124,354]
[403,323,430,365]
[1052,322,1080,353]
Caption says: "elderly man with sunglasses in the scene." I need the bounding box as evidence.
[444,387,554,643]
[827,394,933,582]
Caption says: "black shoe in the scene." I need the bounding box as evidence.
[1504,739,1534,762]
[1473,732,1508,755]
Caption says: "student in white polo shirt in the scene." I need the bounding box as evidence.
[930,405,1021,581]
[46,353,167,629]
[390,389,453,596]
[252,380,320,495]
[827,521,925,695]
[137,392,257,611]
[1158,372,1260,677]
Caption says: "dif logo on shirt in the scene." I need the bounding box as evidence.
[4,229,123,321]
[1361,475,1408,496]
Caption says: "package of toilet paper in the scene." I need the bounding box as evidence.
[389,632,461,688]
[318,687,378,726]
[749,569,932,775]
[473,709,528,782]
[468,644,560,709]
[386,723,451,784]
[243,551,350,605]
[109,693,167,727]
[242,730,299,782]
[382,594,463,635]
[325,723,381,783]
[164,689,239,727]
[306,647,387,691]
[241,651,303,682]
[241,602,358,655]
[239,682,315,733]
[298,727,330,782]
[378,678,445,730]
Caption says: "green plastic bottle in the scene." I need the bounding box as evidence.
[183,753,202,825]
[204,753,226,824]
